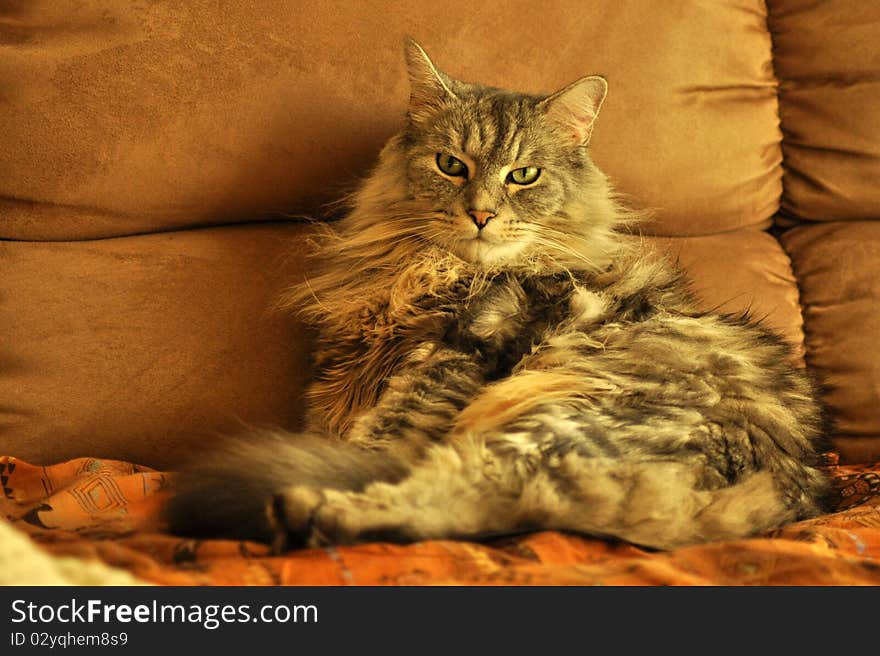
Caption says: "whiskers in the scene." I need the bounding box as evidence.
[282,196,633,326]
[523,219,610,273]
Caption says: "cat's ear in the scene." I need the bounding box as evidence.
[403,37,457,122]
[540,76,608,146]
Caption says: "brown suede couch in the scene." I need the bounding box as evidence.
[2,1,879,586]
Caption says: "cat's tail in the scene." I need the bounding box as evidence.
[164,430,408,544]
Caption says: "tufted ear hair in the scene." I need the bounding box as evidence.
[540,75,608,146]
[403,37,457,122]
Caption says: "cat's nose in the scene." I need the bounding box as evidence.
[468,210,496,229]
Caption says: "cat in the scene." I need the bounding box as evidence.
[165,39,830,552]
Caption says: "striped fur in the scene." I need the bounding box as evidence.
[166,40,829,551]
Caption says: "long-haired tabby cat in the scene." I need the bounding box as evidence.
[166,39,829,551]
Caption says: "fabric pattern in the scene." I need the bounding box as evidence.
[3,453,880,586]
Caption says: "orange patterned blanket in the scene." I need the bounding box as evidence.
[2,454,880,585]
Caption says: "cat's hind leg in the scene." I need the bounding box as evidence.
[269,433,799,551]
[269,435,538,550]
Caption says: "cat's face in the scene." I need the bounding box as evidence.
[394,40,610,268]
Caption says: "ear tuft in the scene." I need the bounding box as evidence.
[403,37,456,121]
[541,76,608,146]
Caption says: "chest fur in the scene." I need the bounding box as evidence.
[306,272,590,433]
[304,280,458,435]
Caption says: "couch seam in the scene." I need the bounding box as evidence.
[0,218,313,244]
[762,0,811,369]
[762,0,789,225]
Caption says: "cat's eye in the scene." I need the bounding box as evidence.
[508,166,541,185]
[436,153,468,177]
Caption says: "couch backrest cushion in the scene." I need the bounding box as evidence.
[769,0,880,222]
[0,224,312,469]
[2,0,780,239]
[781,223,880,454]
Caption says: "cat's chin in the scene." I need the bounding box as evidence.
[451,238,526,267]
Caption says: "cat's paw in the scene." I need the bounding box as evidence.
[269,485,365,551]
[267,486,327,552]
[267,484,419,551]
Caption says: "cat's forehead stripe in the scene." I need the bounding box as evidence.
[490,98,512,158]
[454,93,532,166]
[493,96,522,160]
[462,110,496,158]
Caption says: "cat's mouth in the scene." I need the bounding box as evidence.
[450,233,523,266]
